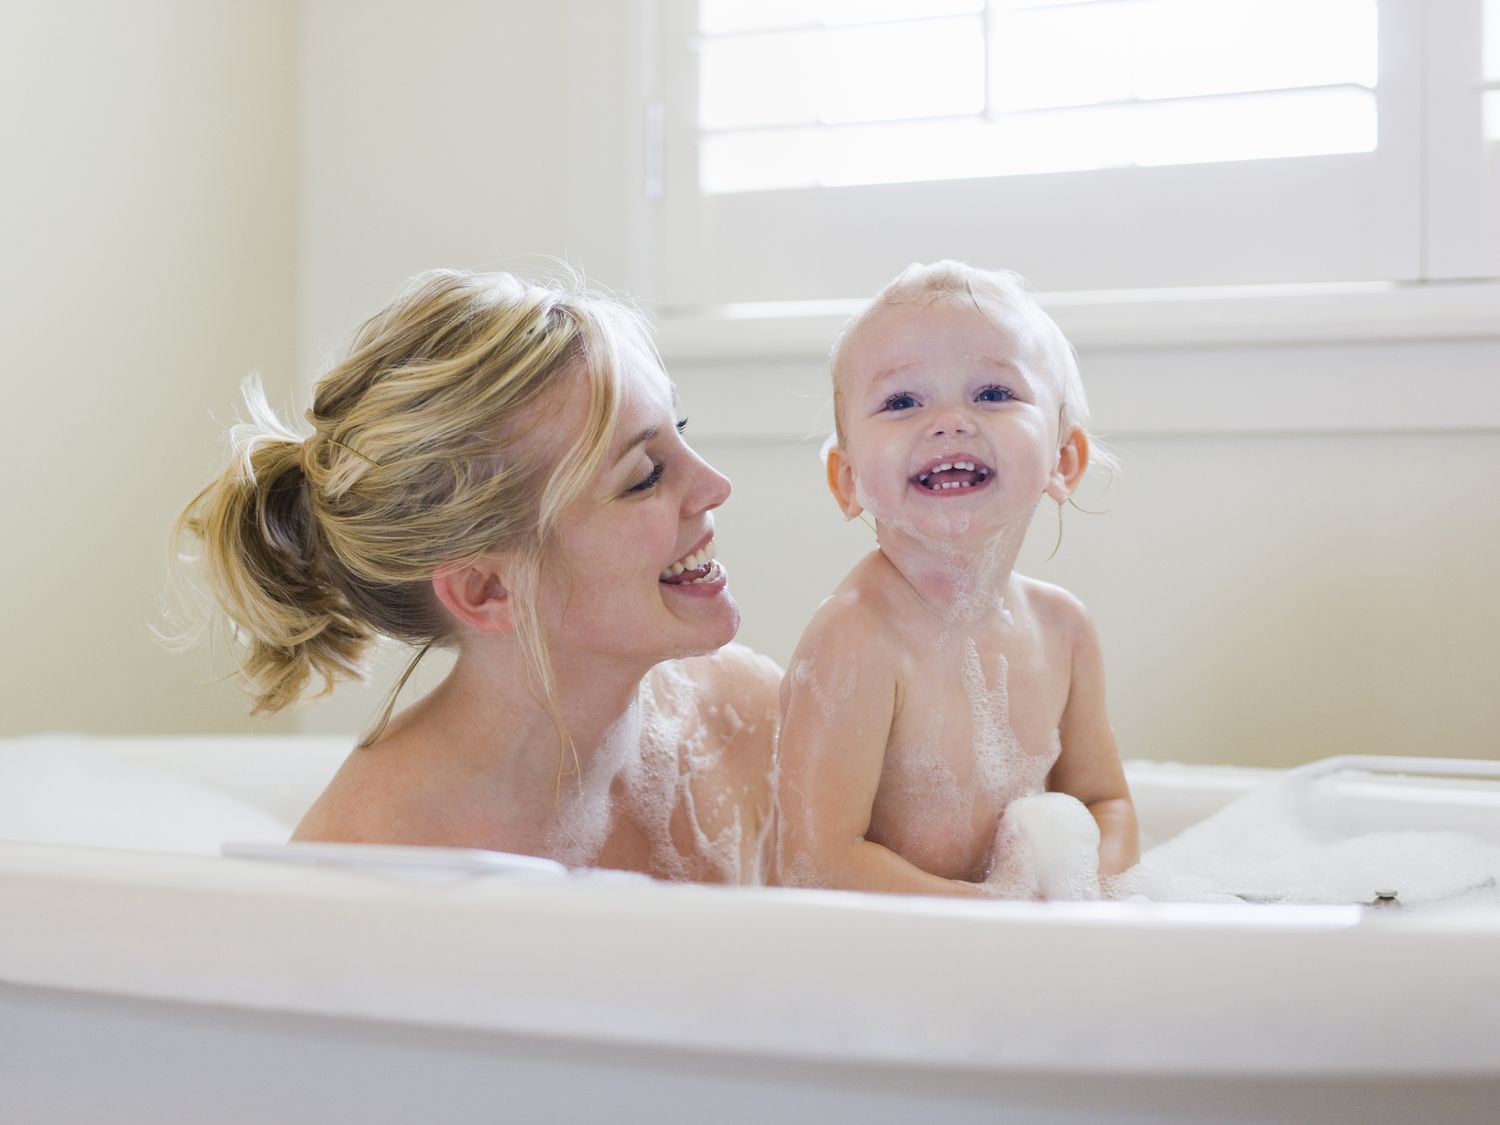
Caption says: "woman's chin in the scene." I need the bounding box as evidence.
[662,586,740,657]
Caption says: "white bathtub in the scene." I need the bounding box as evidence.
[2,734,1498,1124]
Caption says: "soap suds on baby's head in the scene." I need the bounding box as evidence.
[987,792,1102,901]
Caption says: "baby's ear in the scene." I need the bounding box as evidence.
[1045,428,1091,503]
[824,442,864,520]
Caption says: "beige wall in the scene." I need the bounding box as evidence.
[3,0,1497,772]
[697,427,1500,769]
[671,328,1500,767]
[0,1,301,735]
[287,0,587,736]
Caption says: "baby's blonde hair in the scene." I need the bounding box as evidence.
[173,269,652,741]
[829,260,1097,456]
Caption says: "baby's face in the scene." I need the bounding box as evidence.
[831,295,1073,545]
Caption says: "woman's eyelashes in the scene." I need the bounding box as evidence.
[628,460,666,494]
[626,419,689,494]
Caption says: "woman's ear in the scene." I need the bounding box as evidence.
[1045,429,1091,503]
[825,443,864,520]
[431,556,514,634]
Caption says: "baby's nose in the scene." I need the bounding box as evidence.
[930,408,972,436]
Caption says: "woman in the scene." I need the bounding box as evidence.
[175,270,780,883]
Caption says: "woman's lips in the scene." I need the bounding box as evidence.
[660,558,726,589]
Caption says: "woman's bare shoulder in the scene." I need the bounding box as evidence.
[290,732,462,846]
[662,642,783,718]
[651,644,781,792]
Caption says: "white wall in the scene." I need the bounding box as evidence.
[5,0,1496,771]
[0,0,300,736]
[290,0,648,735]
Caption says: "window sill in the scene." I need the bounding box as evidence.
[656,279,1500,360]
[656,281,1500,441]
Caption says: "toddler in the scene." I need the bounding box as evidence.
[773,261,1138,899]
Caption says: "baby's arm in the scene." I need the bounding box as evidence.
[1047,598,1139,877]
[773,604,990,898]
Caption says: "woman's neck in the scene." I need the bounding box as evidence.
[407,639,652,794]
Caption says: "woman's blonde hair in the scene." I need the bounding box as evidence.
[173,269,653,741]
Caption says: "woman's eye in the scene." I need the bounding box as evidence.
[882,392,919,412]
[976,384,1014,403]
[628,461,666,494]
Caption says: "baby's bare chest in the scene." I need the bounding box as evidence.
[867,637,1067,879]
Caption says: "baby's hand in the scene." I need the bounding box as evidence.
[986,793,1102,901]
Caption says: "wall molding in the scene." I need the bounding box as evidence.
[657,280,1500,361]
[658,281,1500,441]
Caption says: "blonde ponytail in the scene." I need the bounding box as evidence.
[174,376,372,713]
[171,269,649,734]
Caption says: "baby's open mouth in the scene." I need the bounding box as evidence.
[659,538,722,585]
[911,458,993,492]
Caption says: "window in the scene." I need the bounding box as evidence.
[645,0,1498,305]
[698,0,1377,193]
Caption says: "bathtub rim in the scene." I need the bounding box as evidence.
[3,839,1498,1080]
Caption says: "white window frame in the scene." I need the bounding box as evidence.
[631,0,1499,308]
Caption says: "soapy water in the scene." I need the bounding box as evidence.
[1106,777,1500,908]
[988,792,1102,900]
[968,770,1500,908]
[962,642,1025,800]
[548,657,766,884]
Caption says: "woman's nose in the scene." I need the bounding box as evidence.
[689,453,732,513]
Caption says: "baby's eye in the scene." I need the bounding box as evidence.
[882,392,919,412]
[975,384,1014,403]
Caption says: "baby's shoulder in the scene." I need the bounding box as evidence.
[797,579,901,659]
[1012,575,1096,642]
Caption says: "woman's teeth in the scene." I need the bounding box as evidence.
[660,540,719,582]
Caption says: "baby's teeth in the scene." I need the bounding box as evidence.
[956,461,974,470]
[935,462,953,473]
